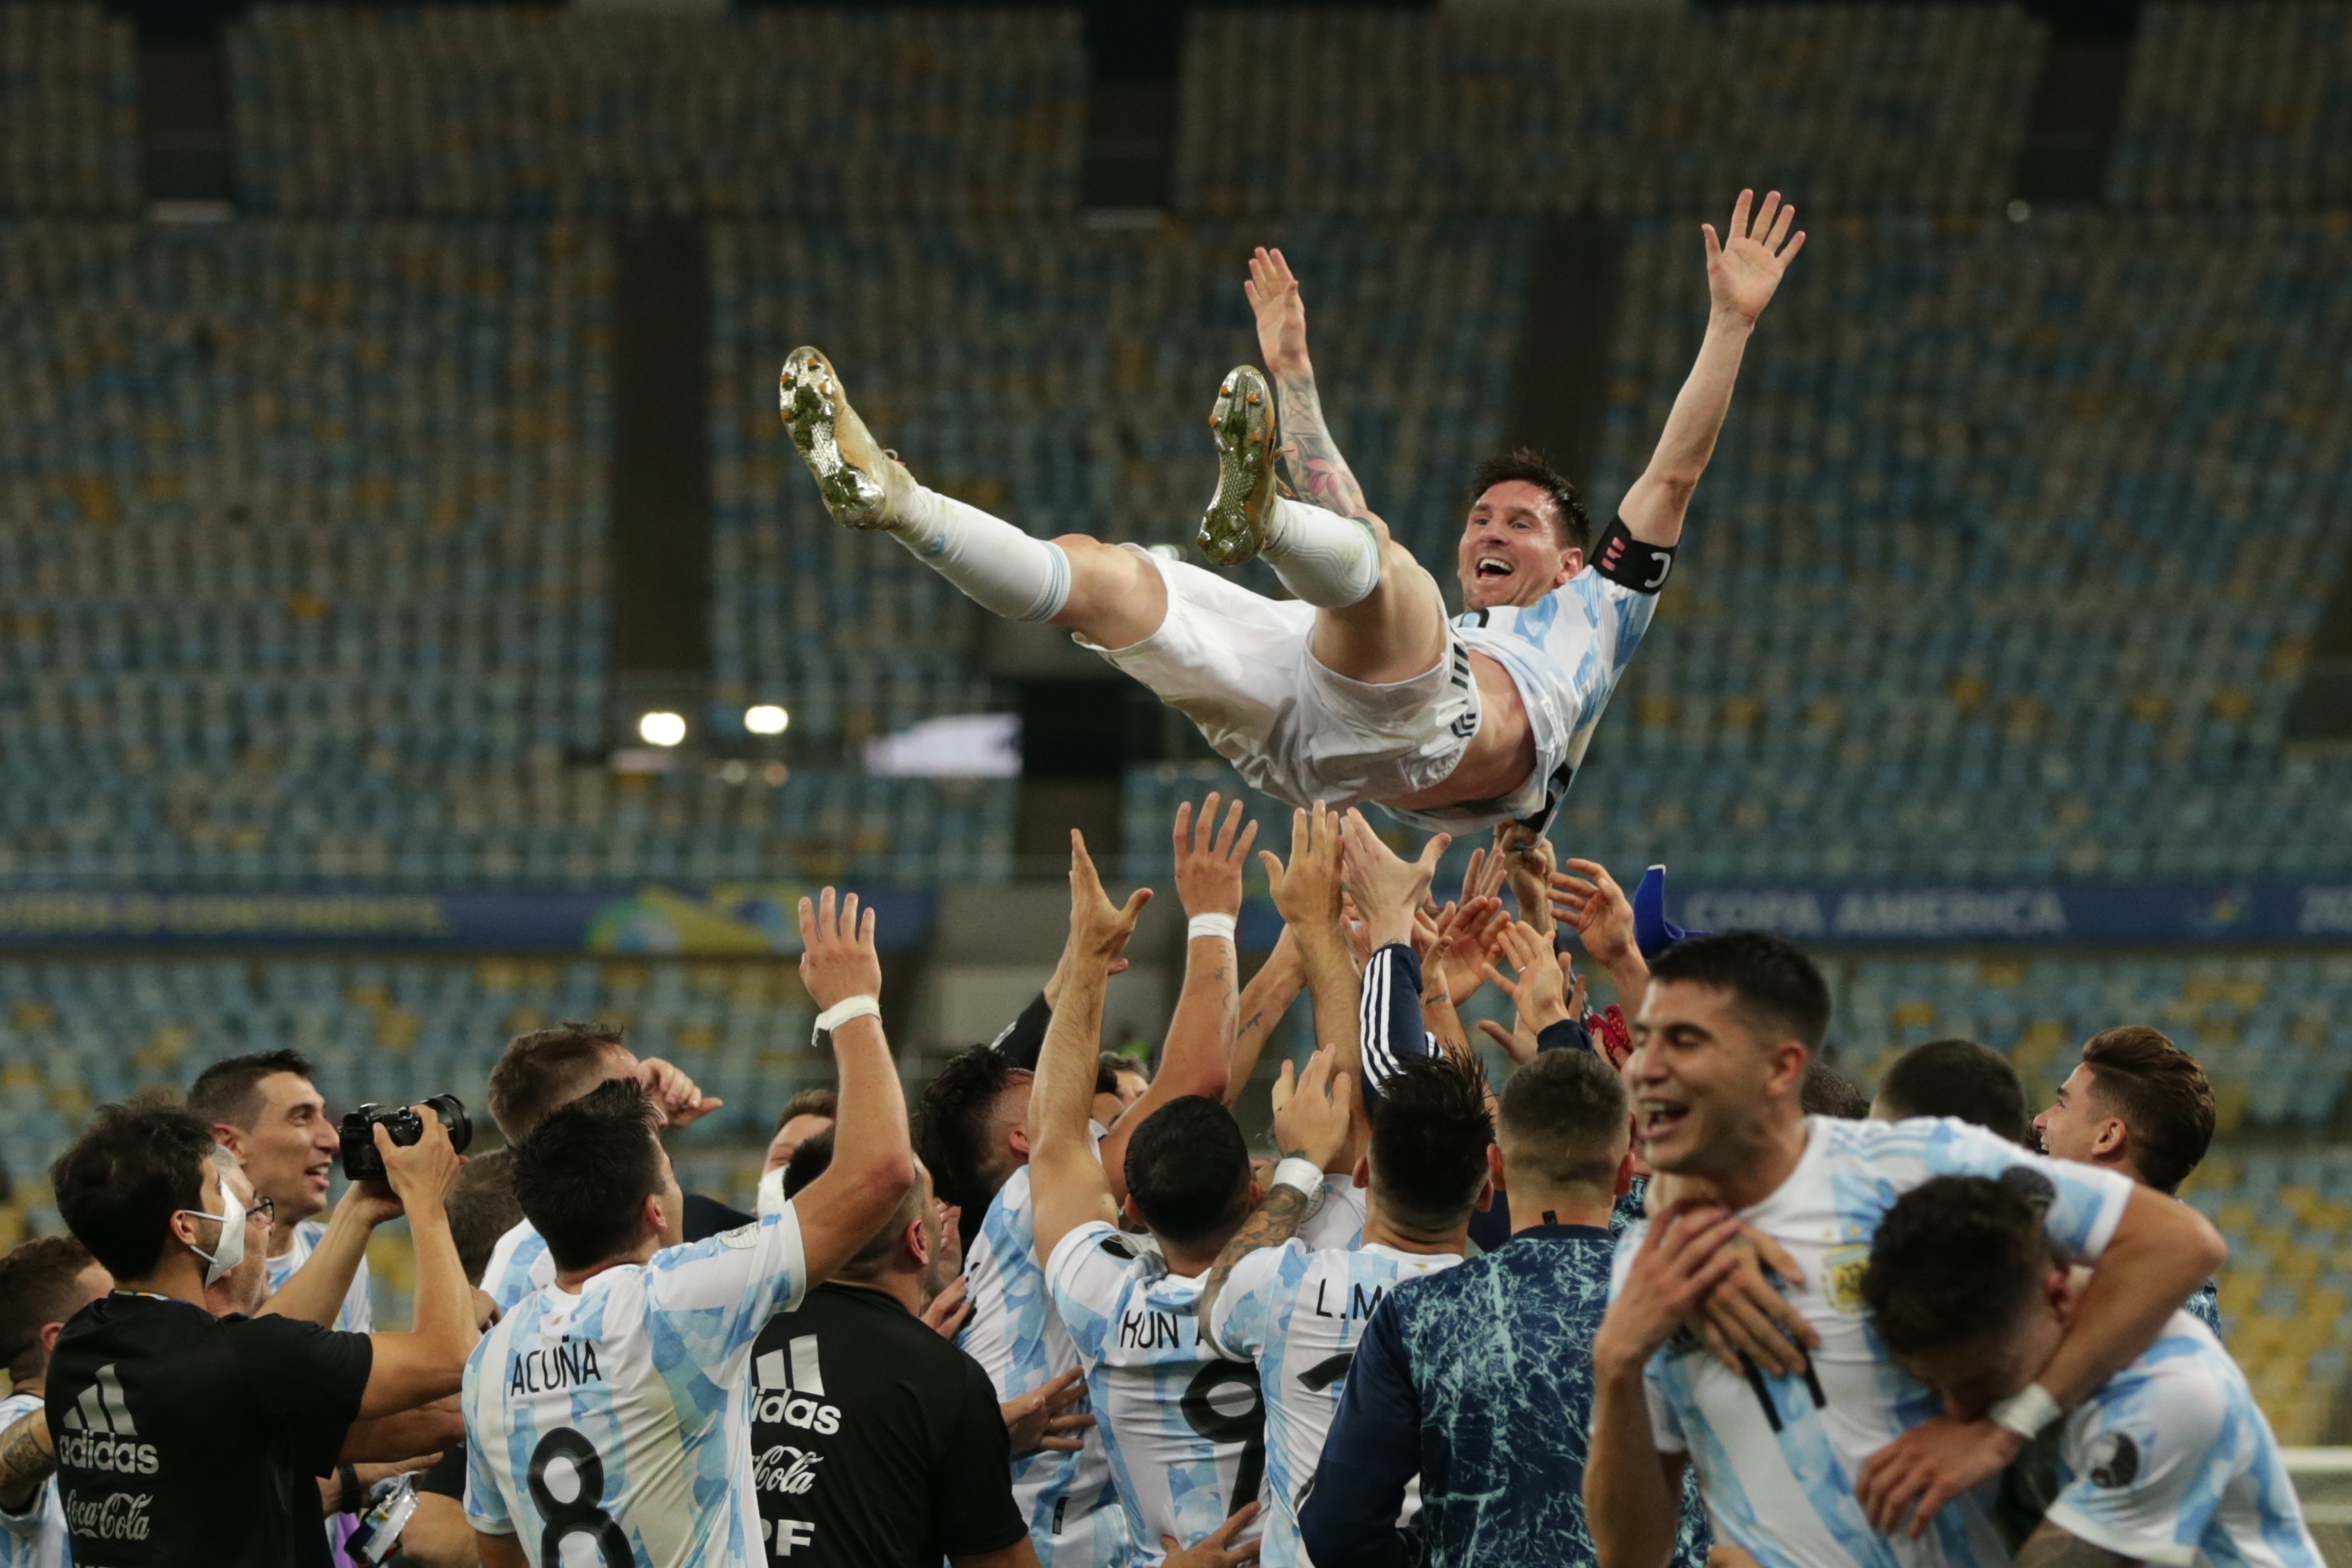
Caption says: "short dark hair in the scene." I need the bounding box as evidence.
[1123,1097,1250,1249]
[1879,1039,2030,1145]
[511,1079,666,1273]
[0,1237,96,1378]
[1497,1047,1628,1191]
[489,1020,629,1141]
[1647,931,1832,1054]
[1468,447,1592,555]
[773,1086,836,1137]
[784,1129,924,1278]
[444,1149,524,1287]
[1098,1053,1147,1095]
[2080,1027,2214,1193]
[186,1049,318,1130]
[917,1046,1023,1237]
[1863,1174,2049,1358]
[52,1102,218,1281]
[1370,1056,1494,1231]
[1801,1061,1870,1120]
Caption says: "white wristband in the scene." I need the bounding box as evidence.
[1989,1382,2062,1442]
[1271,1157,1324,1197]
[1188,912,1238,944]
[811,995,881,1042]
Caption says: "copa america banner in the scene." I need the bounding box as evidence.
[1236,880,2352,950]
[0,884,938,956]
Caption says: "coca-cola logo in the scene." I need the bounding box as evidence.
[62,1488,153,1542]
[754,1444,822,1497]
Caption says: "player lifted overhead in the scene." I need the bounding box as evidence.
[779,190,1803,833]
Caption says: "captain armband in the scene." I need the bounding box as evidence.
[1593,517,1677,594]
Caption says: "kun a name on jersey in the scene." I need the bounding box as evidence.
[1118,1307,1200,1351]
[508,1336,605,1397]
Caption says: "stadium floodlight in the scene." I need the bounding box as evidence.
[638,711,688,748]
[744,703,790,735]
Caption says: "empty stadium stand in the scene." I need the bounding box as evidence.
[0,2,139,216]
[2111,2,2352,210]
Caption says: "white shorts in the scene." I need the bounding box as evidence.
[1077,548,1479,811]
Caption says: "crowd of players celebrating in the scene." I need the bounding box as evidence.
[0,182,2327,1568]
[0,791,2323,1568]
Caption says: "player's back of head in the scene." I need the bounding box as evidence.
[1496,1047,1628,1195]
[488,1020,630,1142]
[1862,1174,2049,1358]
[2081,1026,2214,1193]
[444,1148,524,1288]
[511,1078,667,1274]
[1876,1038,2031,1145]
[51,1101,217,1281]
[185,1048,318,1130]
[0,1235,98,1382]
[1647,930,1831,1053]
[784,1128,927,1279]
[1800,1061,1870,1119]
[1369,1055,1494,1234]
[916,1045,1024,1225]
[1123,1095,1250,1251]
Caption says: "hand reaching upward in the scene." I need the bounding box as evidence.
[1706,188,1805,325]
[1174,792,1258,920]
[1067,830,1153,968]
[1245,247,1310,378]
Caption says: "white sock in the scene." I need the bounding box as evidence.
[1261,497,1381,609]
[887,478,1070,624]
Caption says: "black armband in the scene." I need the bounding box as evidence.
[1593,517,1676,594]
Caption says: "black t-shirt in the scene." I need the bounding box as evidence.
[751,1282,1023,1567]
[684,1192,756,1243]
[46,1292,373,1568]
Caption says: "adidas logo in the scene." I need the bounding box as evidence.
[55,1366,159,1476]
[752,1336,839,1435]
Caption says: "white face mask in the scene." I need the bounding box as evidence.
[182,1180,247,1288]
[756,1166,789,1221]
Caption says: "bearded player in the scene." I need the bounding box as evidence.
[781,190,1803,836]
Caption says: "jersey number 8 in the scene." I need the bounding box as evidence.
[527,1426,632,1568]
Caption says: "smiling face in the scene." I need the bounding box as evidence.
[236,1071,340,1231]
[1456,480,1584,610]
[2033,1064,2124,1168]
[1626,978,1805,1178]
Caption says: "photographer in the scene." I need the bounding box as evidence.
[42,1099,477,1567]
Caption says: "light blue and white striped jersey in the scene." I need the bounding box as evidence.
[1614,1115,2139,1568]
[0,1392,64,1568]
[462,1206,808,1568]
[1205,1241,1462,1568]
[1393,570,1655,833]
[1048,1220,1259,1568]
[2047,1310,2321,1568]
[265,1219,375,1331]
[485,1219,557,1315]
[959,1163,1130,1568]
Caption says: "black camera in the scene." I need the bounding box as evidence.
[339,1095,473,1184]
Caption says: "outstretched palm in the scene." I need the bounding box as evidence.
[1245,246,1311,376]
[1706,188,1805,324]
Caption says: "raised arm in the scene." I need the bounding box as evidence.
[1102,795,1256,1197]
[1030,833,1153,1266]
[1260,803,1361,1083]
[1199,1043,1353,1343]
[1247,247,1374,523]
[1224,925,1304,1105]
[356,1114,476,1418]
[788,889,918,1285]
[0,1409,52,1513]
[1617,189,1805,549]
[263,1174,403,1327]
[1551,859,1651,1016]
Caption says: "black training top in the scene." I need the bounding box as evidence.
[46,1292,372,1568]
[750,1281,1025,1567]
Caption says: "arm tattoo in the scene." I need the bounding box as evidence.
[1200,1181,1314,1344]
[2015,1524,2132,1568]
[0,1410,55,1509]
[1272,368,1373,522]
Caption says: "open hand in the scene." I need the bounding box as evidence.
[1068,830,1153,966]
[1004,1367,1096,1458]
[798,887,883,1013]
[1690,1225,1819,1377]
[1551,858,1639,971]
[1164,1501,1263,1568]
[1706,188,1806,325]
[1245,247,1310,378]
[1259,802,1344,942]
[1592,1202,1744,1378]
[1339,809,1449,951]
[1272,1044,1353,1171]
[1174,794,1259,921]
[923,1276,972,1341]
[1856,1415,2022,1538]
[1426,895,1510,1006]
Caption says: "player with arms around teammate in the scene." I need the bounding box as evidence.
[779,191,1803,834]
[1030,833,1272,1566]
[1585,932,2230,1568]
[461,889,915,1568]
[1863,1176,2319,1568]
